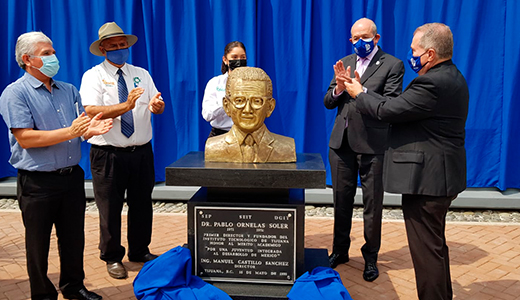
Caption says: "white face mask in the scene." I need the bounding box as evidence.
[30,54,60,77]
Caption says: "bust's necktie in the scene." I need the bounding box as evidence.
[118,68,134,138]
[242,134,255,162]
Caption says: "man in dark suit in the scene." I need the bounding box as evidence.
[344,23,469,300]
[324,18,404,282]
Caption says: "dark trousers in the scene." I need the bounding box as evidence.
[17,166,86,300]
[402,194,456,300]
[329,143,384,263]
[90,143,155,263]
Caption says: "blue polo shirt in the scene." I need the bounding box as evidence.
[0,72,84,171]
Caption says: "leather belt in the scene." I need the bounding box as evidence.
[54,166,75,175]
[19,165,77,176]
[91,142,149,153]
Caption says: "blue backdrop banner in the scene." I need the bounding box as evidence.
[0,0,518,190]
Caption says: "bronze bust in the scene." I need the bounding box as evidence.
[205,67,296,163]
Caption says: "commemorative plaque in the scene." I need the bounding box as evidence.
[194,206,296,284]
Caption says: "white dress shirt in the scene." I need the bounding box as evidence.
[201,73,233,130]
[80,60,159,147]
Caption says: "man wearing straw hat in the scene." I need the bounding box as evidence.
[80,22,164,279]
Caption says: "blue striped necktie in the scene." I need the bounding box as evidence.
[117,68,134,138]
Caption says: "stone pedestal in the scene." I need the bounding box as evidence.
[166,151,328,299]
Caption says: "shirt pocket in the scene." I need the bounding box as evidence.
[102,88,120,106]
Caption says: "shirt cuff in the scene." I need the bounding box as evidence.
[332,87,344,98]
[356,87,368,99]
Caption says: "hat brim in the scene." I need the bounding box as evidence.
[89,34,138,56]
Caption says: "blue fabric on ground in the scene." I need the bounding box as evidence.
[287,267,353,300]
[133,246,232,300]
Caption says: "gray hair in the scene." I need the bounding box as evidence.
[414,23,453,59]
[15,32,53,70]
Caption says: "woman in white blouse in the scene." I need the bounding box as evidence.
[202,41,247,138]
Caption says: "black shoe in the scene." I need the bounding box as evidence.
[129,253,158,263]
[328,253,349,268]
[62,288,102,300]
[363,262,379,282]
[107,261,128,279]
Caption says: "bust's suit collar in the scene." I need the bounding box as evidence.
[225,125,275,163]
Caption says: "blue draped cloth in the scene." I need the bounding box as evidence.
[133,246,231,300]
[287,267,353,300]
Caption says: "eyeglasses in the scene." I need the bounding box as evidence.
[227,96,269,109]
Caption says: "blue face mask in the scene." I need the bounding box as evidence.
[407,49,428,73]
[31,54,60,78]
[353,38,375,58]
[106,48,129,65]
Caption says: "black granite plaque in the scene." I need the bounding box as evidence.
[194,206,297,284]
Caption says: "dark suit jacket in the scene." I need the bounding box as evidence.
[356,60,469,196]
[205,125,296,163]
[324,47,404,154]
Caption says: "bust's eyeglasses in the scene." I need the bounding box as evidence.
[227,96,269,110]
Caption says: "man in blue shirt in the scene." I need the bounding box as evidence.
[0,31,112,300]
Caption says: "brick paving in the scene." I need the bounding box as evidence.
[1,210,520,300]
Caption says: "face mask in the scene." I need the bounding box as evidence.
[228,59,247,71]
[407,49,428,73]
[31,54,60,78]
[106,48,129,65]
[353,38,375,58]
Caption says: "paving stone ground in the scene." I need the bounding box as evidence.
[1,208,520,300]
[2,198,520,222]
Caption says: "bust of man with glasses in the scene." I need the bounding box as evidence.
[205,67,296,163]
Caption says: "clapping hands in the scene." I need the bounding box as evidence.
[148,92,165,114]
[87,113,113,137]
[70,112,113,140]
[343,66,364,98]
[333,60,349,94]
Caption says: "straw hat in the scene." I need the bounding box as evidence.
[89,22,138,56]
